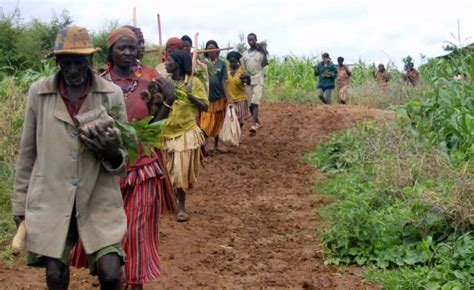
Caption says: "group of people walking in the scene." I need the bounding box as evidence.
[314,53,420,104]
[11,21,423,290]
[12,24,268,290]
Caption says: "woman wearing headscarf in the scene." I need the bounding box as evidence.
[155,37,184,77]
[226,51,250,128]
[105,27,176,289]
[123,25,177,215]
[200,40,229,154]
[161,50,209,222]
[71,27,176,289]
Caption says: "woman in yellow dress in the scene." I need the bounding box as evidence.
[161,50,209,222]
[226,51,251,128]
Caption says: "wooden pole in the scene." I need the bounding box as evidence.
[157,14,163,58]
[144,46,233,54]
[133,7,137,26]
[194,47,233,53]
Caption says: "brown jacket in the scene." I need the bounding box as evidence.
[13,72,128,258]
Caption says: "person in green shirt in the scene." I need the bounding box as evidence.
[313,52,338,104]
[200,40,229,154]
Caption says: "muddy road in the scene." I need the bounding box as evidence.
[0,103,391,289]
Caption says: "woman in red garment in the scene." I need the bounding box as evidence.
[70,27,176,290]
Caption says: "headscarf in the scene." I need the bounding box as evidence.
[166,37,184,51]
[107,27,137,48]
[168,50,192,76]
[227,51,242,61]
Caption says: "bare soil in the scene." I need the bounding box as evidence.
[0,103,393,289]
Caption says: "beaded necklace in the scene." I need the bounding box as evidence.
[103,63,142,98]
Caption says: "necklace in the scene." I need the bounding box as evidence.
[104,64,142,99]
[121,79,139,98]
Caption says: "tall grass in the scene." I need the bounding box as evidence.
[0,59,55,255]
[263,56,407,107]
[0,76,25,251]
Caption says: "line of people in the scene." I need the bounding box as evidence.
[313,53,420,104]
[12,25,268,290]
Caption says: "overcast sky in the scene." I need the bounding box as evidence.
[1,0,473,68]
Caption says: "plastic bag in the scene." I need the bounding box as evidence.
[219,104,241,147]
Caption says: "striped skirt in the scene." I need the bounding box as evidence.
[155,150,177,214]
[233,100,250,123]
[70,161,164,286]
[121,161,163,286]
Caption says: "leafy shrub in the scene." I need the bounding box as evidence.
[401,50,473,164]
[366,233,474,289]
[307,121,472,287]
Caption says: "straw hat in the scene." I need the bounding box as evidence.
[52,26,101,56]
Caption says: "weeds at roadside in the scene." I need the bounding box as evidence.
[306,120,473,288]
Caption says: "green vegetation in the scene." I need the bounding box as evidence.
[1,7,473,288]
[306,48,473,288]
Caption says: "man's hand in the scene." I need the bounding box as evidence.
[80,124,122,161]
[14,215,24,229]
[155,77,176,105]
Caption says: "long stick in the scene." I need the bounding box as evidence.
[194,47,233,54]
[186,32,199,84]
[157,14,163,57]
[144,46,235,55]
[133,7,137,26]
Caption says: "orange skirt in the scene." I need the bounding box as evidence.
[200,98,226,137]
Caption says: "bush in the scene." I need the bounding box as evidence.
[401,53,473,164]
[306,121,472,287]
[0,8,72,72]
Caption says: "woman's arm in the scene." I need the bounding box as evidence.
[153,78,176,122]
[188,95,208,112]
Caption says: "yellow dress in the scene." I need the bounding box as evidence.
[226,66,250,122]
[161,78,208,190]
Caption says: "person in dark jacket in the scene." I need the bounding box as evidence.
[313,52,338,104]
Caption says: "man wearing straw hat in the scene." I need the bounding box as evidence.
[12,25,127,289]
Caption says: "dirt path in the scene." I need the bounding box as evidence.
[0,103,391,289]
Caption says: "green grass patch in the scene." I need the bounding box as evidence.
[306,121,473,288]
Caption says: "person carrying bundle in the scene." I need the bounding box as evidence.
[226,51,251,128]
[241,33,268,134]
[70,27,177,289]
[101,27,177,289]
[313,52,338,104]
[12,25,128,290]
[124,25,177,215]
[161,50,209,222]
